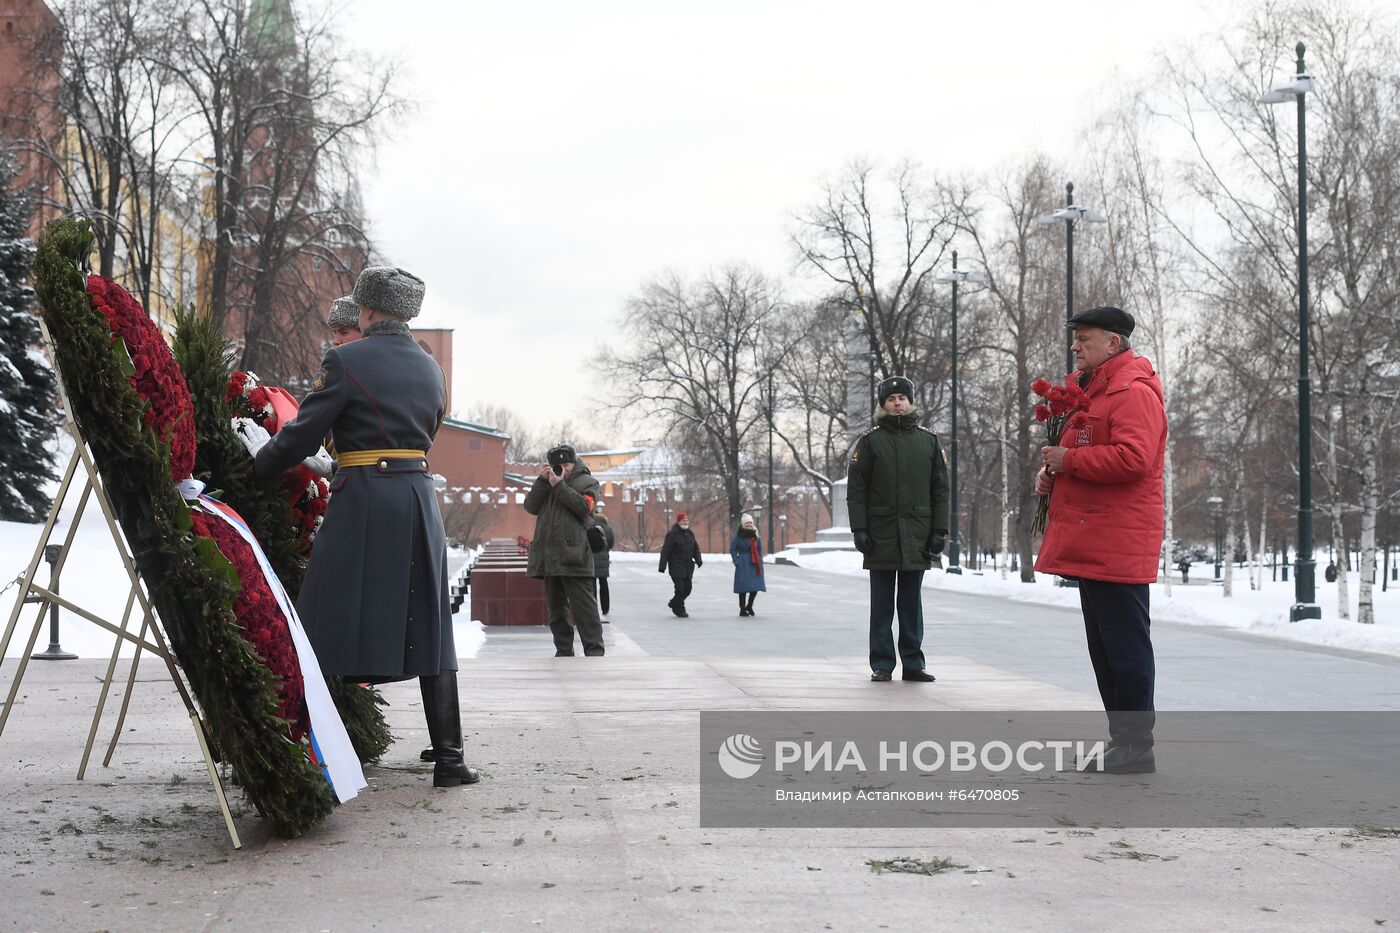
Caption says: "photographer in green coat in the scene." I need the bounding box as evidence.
[847,376,949,683]
[524,444,605,657]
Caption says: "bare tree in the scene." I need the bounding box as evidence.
[793,159,963,411]
[603,266,787,523]
[19,0,194,308]
[955,158,1066,581]
[767,298,846,518]
[160,0,400,382]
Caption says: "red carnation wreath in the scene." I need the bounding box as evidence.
[86,274,310,742]
[87,275,196,481]
[189,510,309,739]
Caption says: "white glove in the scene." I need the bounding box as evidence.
[301,447,334,479]
[232,417,272,458]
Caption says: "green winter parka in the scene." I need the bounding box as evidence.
[846,409,950,571]
[523,463,601,578]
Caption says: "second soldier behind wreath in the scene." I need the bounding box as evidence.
[847,376,949,683]
[253,266,478,788]
[524,444,606,656]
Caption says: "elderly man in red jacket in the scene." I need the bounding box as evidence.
[1035,306,1166,774]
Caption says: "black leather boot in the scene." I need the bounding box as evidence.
[420,671,480,787]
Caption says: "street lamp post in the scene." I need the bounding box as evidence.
[934,250,987,575]
[1038,183,1107,374]
[1208,496,1224,581]
[1259,42,1322,622]
[766,368,776,556]
[635,498,646,552]
[779,514,788,550]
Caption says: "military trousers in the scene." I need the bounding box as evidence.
[868,569,926,673]
[545,575,605,657]
[1078,579,1156,745]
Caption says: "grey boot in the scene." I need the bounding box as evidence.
[419,671,479,787]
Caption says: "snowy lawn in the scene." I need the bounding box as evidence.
[777,548,1400,658]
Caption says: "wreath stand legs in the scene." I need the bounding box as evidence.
[0,422,242,850]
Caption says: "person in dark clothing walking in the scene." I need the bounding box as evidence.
[253,266,478,789]
[848,376,949,684]
[730,513,766,616]
[593,500,615,620]
[524,444,606,657]
[658,512,702,617]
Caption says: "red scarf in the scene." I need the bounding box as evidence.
[746,534,762,576]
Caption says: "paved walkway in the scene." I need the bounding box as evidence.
[2,560,1397,931]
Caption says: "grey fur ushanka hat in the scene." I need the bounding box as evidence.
[353,266,426,320]
[326,295,359,329]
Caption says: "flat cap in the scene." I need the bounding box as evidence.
[1066,306,1135,337]
[353,266,425,320]
[326,296,359,329]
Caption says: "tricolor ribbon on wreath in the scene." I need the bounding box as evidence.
[178,478,366,803]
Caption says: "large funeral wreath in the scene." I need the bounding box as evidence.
[33,219,335,836]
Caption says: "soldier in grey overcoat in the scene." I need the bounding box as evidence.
[523,444,605,656]
[254,266,478,788]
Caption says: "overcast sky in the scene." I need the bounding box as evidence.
[337,0,1289,442]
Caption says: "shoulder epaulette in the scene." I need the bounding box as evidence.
[918,425,939,437]
[861,425,880,438]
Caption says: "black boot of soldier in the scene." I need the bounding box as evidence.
[420,671,479,787]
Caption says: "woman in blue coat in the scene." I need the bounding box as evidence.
[730,513,766,616]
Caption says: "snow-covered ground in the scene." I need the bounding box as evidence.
[776,547,1400,657]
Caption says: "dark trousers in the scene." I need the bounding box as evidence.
[596,578,610,615]
[868,570,926,673]
[545,575,605,657]
[1079,579,1156,745]
[669,574,693,609]
[738,592,757,613]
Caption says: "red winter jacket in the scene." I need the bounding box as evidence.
[1034,351,1167,584]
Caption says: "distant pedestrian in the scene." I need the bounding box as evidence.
[730,513,766,616]
[847,375,948,684]
[524,444,605,657]
[1035,306,1165,775]
[659,512,702,617]
[1324,562,1338,583]
[1178,558,1190,584]
[593,500,615,621]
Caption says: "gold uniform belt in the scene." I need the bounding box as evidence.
[336,449,428,469]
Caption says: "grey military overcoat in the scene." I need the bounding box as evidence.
[255,327,455,681]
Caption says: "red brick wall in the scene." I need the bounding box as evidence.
[0,0,62,237]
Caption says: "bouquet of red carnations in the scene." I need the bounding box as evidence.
[1031,376,1091,535]
[226,371,330,545]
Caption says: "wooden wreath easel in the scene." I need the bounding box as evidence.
[0,321,241,849]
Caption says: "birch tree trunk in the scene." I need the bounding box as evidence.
[1223,502,1236,599]
[1255,501,1268,596]
[1326,425,1350,620]
[1357,402,1379,624]
[1000,399,1010,581]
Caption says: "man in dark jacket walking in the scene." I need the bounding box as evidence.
[592,501,615,620]
[658,513,702,617]
[848,376,949,683]
[524,444,605,656]
[254,266,478,788]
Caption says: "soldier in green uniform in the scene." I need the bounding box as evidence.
[847,376,950,683]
